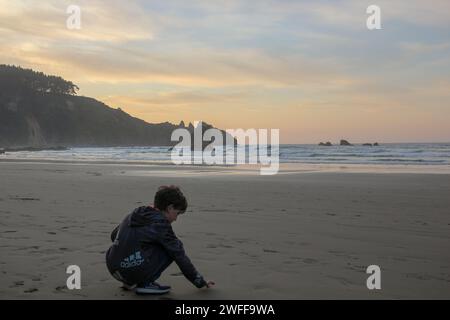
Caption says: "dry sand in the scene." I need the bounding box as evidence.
[0,160,449,299]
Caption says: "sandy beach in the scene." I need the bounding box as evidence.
[0,160,449,299]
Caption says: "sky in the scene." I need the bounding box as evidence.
[1,0,449,143]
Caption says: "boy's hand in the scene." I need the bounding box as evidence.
[206,280,215,288]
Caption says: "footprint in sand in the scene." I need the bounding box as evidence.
[405,273,443,281]
[289,256,302,260]
[86,172,102,176]
[240,251,260,259]
[327,275,354,286]
[206,209,227,213]
[345,263,365,271]
[24,288,38,293]
[253,284,269,291]
[208,243,234,249]
[10,197,40,201]
[170,272,183,277]
[263,249,278,253]
[302,258,318,264]
[17,246,39,251]
[10,281,24,288]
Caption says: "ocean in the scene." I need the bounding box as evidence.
[1,143,450,166]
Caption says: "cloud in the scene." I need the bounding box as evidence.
[1,35,358,89]
[109,90,247,105]
[295,0,450,28]
[0,0,154,43]
[378,0,450,28]
[399,41,450,54]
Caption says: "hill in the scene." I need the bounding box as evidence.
[0,65,232,148]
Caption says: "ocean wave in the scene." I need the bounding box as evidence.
[3,143,450,166]
[370,158,446,163]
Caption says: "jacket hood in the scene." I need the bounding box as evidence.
[128,206,166,227]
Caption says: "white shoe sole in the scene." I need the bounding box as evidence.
[121,283,136,291]
[135,287,170,295]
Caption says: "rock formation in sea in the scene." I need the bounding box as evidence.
[340,139,352,146]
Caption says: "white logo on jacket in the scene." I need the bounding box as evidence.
[120,251,145,268]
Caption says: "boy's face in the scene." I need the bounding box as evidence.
[164,205,183,223]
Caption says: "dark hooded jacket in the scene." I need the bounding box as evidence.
[106,206,206,288]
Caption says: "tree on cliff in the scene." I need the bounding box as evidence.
[0,64,79,95]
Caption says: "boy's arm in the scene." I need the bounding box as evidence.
[110,225,119,242]
[155,223,207,288]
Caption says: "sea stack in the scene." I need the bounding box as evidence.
[340,139,352,146]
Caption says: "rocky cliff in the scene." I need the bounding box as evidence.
[0,65,233,148]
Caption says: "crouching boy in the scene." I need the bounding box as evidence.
[106,185,214,294]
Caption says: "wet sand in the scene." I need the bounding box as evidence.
[0,161,449,299]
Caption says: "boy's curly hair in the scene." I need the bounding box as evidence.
[154,185,187,213]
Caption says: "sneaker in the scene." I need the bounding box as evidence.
[121,283,136,291]
[135,281,171,295]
